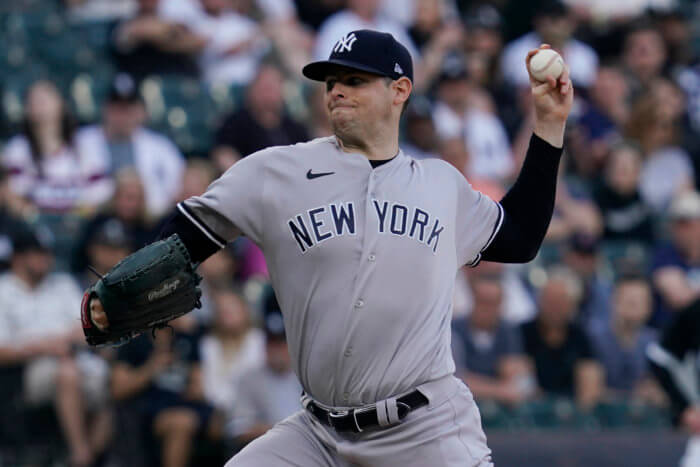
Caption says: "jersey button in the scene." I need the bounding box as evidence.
[355,299,364,308]
[368,253,376,262]
[343,392,350,401]
[344,347,353,357]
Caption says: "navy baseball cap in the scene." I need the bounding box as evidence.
[303,29,413,82]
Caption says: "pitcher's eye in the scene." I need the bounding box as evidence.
[326,79,337,92]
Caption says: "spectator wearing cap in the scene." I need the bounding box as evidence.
[229,291,301,446]
[589,274,667,406]
[211,63,309,171]
[0,224,112,467]
[500,0,598,89]
[110,0,206,79]
[650,191,700,328]
[76,74,186,219]
[77,218,135,288]
[432,53,514,183]
[1,80,113,214]
[199,286,265,414]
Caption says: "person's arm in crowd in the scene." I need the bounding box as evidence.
[115,16,207,54]
[575,360,605,409]
[458,355,534,405]
[185,364,205,401]
[111,349,173,400]
[411,23,464,94]
[653,267,700,310]
[481,46,573,263]
[0,338,73,364]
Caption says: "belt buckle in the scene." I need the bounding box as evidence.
[351,405,375,433]
[327,409,349,428]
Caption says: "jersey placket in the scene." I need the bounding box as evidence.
[335,160,399,406]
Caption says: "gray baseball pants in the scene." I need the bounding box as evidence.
[225,375,493,467]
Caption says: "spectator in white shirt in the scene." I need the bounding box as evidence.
[432,54,514,183]
[0,226,111,467]
[500,0,598,89]
[200,286,265,414]
[76,74,185,220]
[185,0,269,87]
[229,292,301,445]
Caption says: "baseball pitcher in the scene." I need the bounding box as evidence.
[82,30,573,466]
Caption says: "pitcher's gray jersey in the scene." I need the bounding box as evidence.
[181,136,503,407]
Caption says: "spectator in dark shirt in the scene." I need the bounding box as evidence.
[452,277,534,405]
[589,274,666,405]
[111,316,222,467]
[211,63,309,172]
[651,190,700,328]
[110,0,207,79]
[562,232,613,334]
[521,268,604,409]
[593,142,655,245]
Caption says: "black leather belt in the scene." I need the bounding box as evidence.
[305,390,428,433]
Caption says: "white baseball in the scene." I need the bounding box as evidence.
[529,49,565,82]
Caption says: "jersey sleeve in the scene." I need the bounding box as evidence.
[454,173,503,267]
[181,149,269,246]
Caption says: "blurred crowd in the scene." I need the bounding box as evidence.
[0,0,699,466]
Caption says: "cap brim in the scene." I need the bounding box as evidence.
[302,59,389,81]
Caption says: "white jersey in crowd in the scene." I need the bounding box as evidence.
[313,10,419,63]
[181,136,503,407]
[0,272,83,346]
[432,101,514,181]
[501,32,598,88]
[75,125,185,218]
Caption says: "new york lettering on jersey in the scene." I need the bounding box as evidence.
[287,201,444,253]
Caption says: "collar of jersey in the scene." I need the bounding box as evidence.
[330,136,406,172]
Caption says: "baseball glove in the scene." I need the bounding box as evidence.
[81,234,202,346]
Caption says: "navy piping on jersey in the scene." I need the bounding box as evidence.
[157,203,223,263]
[468,201,504,267]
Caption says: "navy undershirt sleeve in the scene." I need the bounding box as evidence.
[481,134,563,263]
[157,207,222,264]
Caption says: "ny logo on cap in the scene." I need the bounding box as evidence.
[333,32,357,53]
[394,63,403,75]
